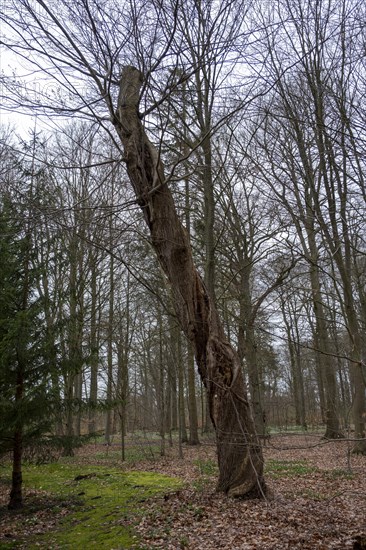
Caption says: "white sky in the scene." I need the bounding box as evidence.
[0,45,55,137]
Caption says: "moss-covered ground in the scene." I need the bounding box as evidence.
[0,462,181,549]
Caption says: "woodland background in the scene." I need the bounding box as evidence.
[0,0,365,504]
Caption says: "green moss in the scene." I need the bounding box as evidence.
[2,464,181,549]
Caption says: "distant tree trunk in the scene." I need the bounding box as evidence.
[116,271,131,460]
[177,330,188,444]
[74,371,82,436]
[158,306,166,457]
[9,226,32,509]
[282,301,307,430]
[88,253,99,434]
[105,211,115,445]
[63,377,75,457]
[245,324,265,437]
[183,104,201,447]
[168,315,179,436]
[187,343,200,445]
[36,224,63,436]
[166,317,177,439]
[170,369,178,431]
[114,66,265,497]
[306,213,343,439]
[63,229,84,454]
[313,351,326,424]
[9,369,24,510]
[116,329,128,461]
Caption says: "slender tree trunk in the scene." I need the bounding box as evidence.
[114,66,265,497]
[183,121,201,447]
[245,324,265,437]
[38,234,63,436]
[9,228,32,509]
[64,230,83,454]
[88,255,99,434]
[296,347,307,430]
[314,351,326,424]
[289,341,301,426]
[117,272,131,460]
[307,225,343,439]
[187,343,200,445]
[177,330,188,444]
[116,335,128,461]
[282,305,306,429]
[63,377,75,457]
[105,219,115,445]
[8,369,24,510]
[167,314,178,434]
[236,256,265,437]
[74,371,82,436]
[158,307,166,457]
[170,369,178,432]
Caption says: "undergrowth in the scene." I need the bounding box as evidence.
[265,459,317,478]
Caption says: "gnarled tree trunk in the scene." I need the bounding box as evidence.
[114,66,265,497]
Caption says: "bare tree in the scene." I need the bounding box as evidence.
[0,0,266,495]
[113,65,264,496]
[249,0,364,446]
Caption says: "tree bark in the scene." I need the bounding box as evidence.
[114,66,265,497]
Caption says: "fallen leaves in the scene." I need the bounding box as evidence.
[0,489,77,548]
[129,435,366,549]
[0,434,365,549]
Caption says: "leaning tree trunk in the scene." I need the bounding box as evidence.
[114,66,265,498]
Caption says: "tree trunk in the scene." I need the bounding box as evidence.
[8,370,23,510]
[88,254,99,434]
[63,377,75,457]
[116,337,128,461]
[246,328,265,437]
[74,371,82,437]
[177,325,188,444]
[114,66,265,497]
[282,305,307,430]
[158,306,166,457]
[105,228,115,445]
[306,215,343,439]
[187,343,200,445]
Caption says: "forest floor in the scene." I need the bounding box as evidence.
[0,432,365,549]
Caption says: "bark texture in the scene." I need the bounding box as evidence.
[114,66,265,497]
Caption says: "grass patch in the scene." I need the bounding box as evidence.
[192,458,218,492]
[94,444,161,463]
[267,425,324,434]
[323,468,355,480]
[193,458,218,476]
[0,463,181,549]
[300,488,328,501]
[265,459,317,478]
